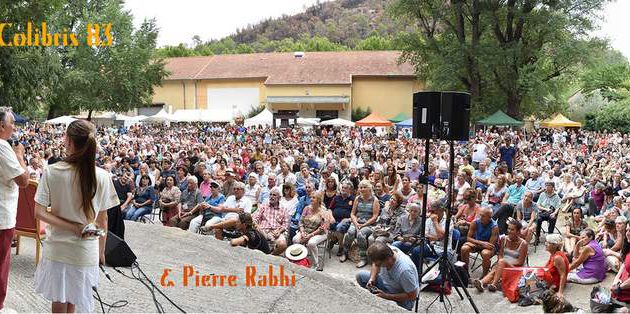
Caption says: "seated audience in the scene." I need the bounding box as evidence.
[564,207,588,257]
[386,203,422,250]
[188,180,225,233]
[201,182,253,239]
[227,212,272,254]
[602,216,627,272]
[516,191,538,243]
[409,201,452,267]
[328,181,355,255]
[535,181,562,244]
[169,176,204,229]
[292,192,332,271]
[568,228,607,284]
[341,180,380,268]
[124,175,156,221]
[612,222,630,303]
[541,234,569,298]
[460,207,499,277]
[159,176,182,224]
[252,187,288,256]
[473,218,527,293]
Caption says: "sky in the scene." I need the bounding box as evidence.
[123,0,630,59]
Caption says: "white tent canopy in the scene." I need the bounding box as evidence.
[140,109,175,123]
[320,118,354,127]
[44,116,77,125]
[172,109,233,122]
[296,117,320,126]
[244,109,273,127]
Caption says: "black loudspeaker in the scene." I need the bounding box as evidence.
[440,92,471,141]
[412,91,442,139]
[105,231,137,267]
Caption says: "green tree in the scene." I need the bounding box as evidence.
[356,35,395,50]
[390,0,611,118]
[352,106,371,121]
[0,0,63,116]
[156,44,197,58]
[46,0,167,118]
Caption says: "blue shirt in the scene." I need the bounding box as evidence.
[474,169,491,181]
[499,146,517,168]
[205,193,226,207]
[290,195,311,229]
[474,218,497,242]
[525,177,544,193]
[506,184,526,204]
[379,246,419,311]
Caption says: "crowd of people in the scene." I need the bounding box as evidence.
[9,118,630,310]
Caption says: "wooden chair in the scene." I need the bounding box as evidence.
[15,180,44,265]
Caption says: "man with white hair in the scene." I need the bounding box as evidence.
[252,187,287,255]
[0,109,28,312]
[202,181,253,240]
[169,176,203,229]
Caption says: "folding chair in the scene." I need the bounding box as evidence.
[315,231,331,270]
[139,203,161,224]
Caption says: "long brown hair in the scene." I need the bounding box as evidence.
[64,120,97,221]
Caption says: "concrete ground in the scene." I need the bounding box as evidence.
[7,215,609,313]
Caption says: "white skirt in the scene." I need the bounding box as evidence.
[34,257,99,313]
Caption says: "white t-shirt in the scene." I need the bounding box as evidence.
[0,140,25,229]
[35,162,119,266]
[223,195,253,214]
[472,144,487,163]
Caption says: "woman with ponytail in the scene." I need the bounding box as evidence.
[33,120,119,313]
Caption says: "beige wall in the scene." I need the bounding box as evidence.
[153,78,424,119]
[197,79,266,109]
[351,77,424,119]
[265,84,351,97]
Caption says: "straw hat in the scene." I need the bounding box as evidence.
[285,244,308,261]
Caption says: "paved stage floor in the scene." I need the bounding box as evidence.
[7,218,608,312]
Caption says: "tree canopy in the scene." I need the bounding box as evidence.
[390,0,612,120]
[0,0,167,119]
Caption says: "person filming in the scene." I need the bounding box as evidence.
[33,120,119,313]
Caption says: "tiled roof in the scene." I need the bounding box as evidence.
[162,51,416,85]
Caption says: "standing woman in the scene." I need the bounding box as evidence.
[34,120,119,313]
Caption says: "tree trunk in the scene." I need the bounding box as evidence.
[46,108,56,120]
[506,90,521,118]
[87,109,93,121]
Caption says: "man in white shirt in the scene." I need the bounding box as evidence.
[276,162,297,187]
[201,182,252,240]
[0,109,29,311]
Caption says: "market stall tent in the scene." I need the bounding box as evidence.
[244,109,273,127]
[477,110,524,127]
[540,113,582,128]
[395,118,413,128]
[44,116,77,125]
[140,109,175,123]
[389,112,409,123]
[320,118,355,127]
[355,113,394,127]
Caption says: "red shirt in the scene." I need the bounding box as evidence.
[543,251,569,289]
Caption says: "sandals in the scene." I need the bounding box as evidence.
[339,254,347,263]
[487,283,497,292]
[356,260,368,268]
[473,279,486,292]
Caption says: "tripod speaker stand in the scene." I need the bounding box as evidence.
[412,92,478,313]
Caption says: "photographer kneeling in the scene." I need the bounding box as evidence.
[355,242,419,311]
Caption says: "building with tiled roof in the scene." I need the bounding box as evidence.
[151,51,423,122]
